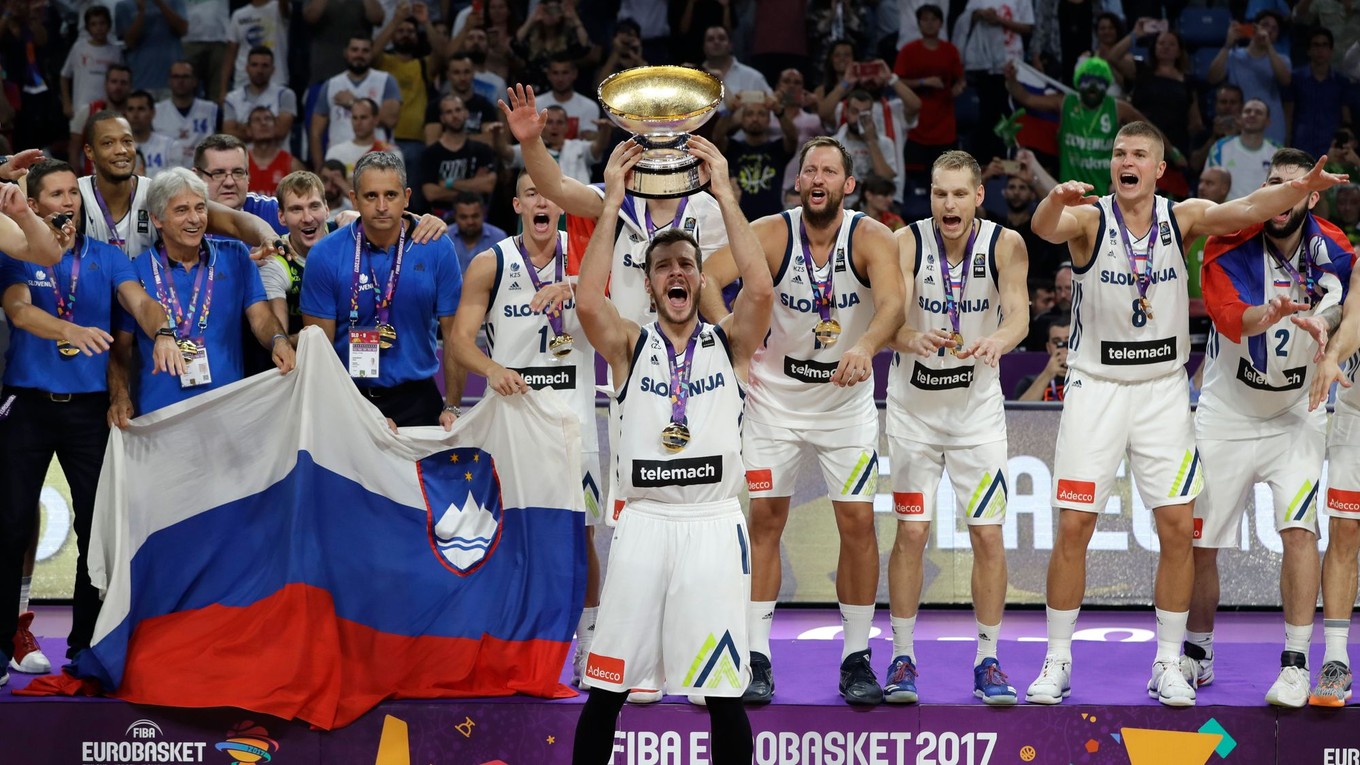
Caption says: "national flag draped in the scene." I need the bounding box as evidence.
[1011,61,1072,158]
[71,328,587,729]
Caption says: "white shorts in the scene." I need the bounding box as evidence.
[1326,411,1360,519]
[888,435,1008,525]
[582,450,604,527]
[583,498,751,697]
[1052,371,1202,512]
[1193,423,1324,547]
[743,417,879,502]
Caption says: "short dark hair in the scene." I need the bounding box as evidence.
[126,90,155,109]
[193,133,246,170]
[85,109,128,144]
[861,175,896,197]
[546,51,576,67]
[615,18,642,36]
[322,159,347,175]
[1334,127,1356,147]
[1114,121,1167,160]
[453,191,483,208]
[247,46,274,60]
[106,63,131,79]
[26,159,75,200]
[352,97,379,116]
[1049,315,1071,331]
[915,3,943,22]
[84,4,111,25]
[1270,147,1316,174]
[798,136,855,178]
[643,228,702,275]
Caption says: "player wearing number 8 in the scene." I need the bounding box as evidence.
[1025,122,1349,708]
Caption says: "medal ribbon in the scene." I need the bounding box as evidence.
[1110,199,1157,304]
[799,218,841,325]
[349,221,407,327]
[932,220,979,339]
[657,322,702,427]
[150,242,214,337]
[517,234,565,338]
[90,179,134,251]
[644,196,689,238]
[51,237,85,322]
[1265,235,1318,301]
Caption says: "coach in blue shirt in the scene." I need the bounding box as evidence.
[0,159,183,674]
[110,168,295,419]
[301,151,465,429]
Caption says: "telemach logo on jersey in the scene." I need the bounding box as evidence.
[784,357,838,383]
[911,362,974,390]
[1235,358,1305,392]
[1101,338,1176,365]
[633,456,723,487]
[514,366,576,390]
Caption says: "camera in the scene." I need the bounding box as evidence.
[51,212,72,230]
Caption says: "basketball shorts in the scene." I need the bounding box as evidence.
[888,435,1008,525]
[743,417,879,502]
[1193,420,1323,547]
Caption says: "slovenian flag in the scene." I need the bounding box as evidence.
[1012,61,1072,158]
[70,328,587,729]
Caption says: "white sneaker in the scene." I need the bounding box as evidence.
[1180,641,1214,686]
[1148,659,1196,707]
[687,694,706,706]
[1266,652,1309,708]
[1025,657,1072,705]
[627,689,662,703]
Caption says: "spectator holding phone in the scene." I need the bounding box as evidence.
[1131,26,1202,163]
[819,59,921,201]
[596,18,647,84]
[1014,317,1070,402]
[1206,9,1290,146]
[831,89,899,208]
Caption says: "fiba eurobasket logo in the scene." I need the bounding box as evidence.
[81,719,207,764]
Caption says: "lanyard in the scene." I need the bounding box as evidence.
[644,196,689,238]
[656,322,702,426]
[150,242,213,336]
[799,218,842,325]
[1265,234,1318,301]
[1110,199,1157,303]
[933,220,979,338]
[518,234,565,337]
[90,178,134,251]
[51,237,86,322]
[349,221,407,327]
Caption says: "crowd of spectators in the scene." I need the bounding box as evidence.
[4,0,1360,387]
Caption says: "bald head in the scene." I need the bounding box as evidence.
[1197,168,1231,204]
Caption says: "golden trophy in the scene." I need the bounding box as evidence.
[598,66,724,199]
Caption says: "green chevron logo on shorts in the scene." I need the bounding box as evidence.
[583,473,602,521]
[968,470,1008,519]
[1288,480,1318,524]
[683,631,743,689]
[1168,449,1203,499]
[841,451,879,497]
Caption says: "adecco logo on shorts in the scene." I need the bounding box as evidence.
[893,492,925,515]
[746,469,773,493]
[1056,479,1096,504]
[1193,518,1203,539]
[1328,488,1360,515]
[585,653,625,684]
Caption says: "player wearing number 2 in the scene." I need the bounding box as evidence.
[1024,122,1348,708]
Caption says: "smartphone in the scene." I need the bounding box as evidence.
[471,0,482,13]
[1144,19,1168,34]
[1000,159,1022,175]
[740,89,765,106]
[852,62,876,81]
[1234,22,1255,40]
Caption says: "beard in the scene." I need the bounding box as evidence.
[346,60,369,75]
[1264,205,1309,240]
[801,188,844,228]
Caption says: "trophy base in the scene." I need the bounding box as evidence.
[626,134,710,199]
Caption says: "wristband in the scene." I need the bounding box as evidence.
[155,327,176,339]
[271,333,288,345]
[443,403,463,416]
[887,74,900,87]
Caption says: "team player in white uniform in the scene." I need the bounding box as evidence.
[1308,240,1360,709]
[1189,147,1353,708]
[884,151,1030,705]
[448,170,605,688]
[701,135,904,706]
[1025,121,1349,708]
[571,137,771,765]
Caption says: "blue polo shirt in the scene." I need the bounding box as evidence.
[0,238,136,394]
[122,238,267,415]
[244,193,288,235]
[300,220,462,387]
[450,221,508,274]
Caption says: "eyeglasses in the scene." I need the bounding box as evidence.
[198,168,249,181]
[1052,339,1069,349]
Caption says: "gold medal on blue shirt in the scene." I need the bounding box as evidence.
[549,332,574,358]
[56,340,79,359]
[377,323,397,350]
[177,338,200,362]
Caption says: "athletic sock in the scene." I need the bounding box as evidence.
[18,576,30,615]
[1186,629,1215,658]
[1323,619,1351,668]
[1155,608,1188,664]
[748,601,776,658]
[839,602,875,660]
[576,607,597,655]
[1284,622,1313,665]
[572,687,629,765]
[1045,606,1080,662]
[890,615,916,661]
[976,620,1000,665]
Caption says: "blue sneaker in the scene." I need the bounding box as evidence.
[884,655,919,704]
[974,657,1018,706]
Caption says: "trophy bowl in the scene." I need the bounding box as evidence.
[598,65,724,199]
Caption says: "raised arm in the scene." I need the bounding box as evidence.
[1180,156,1349,239]
[498,84,604,216]
[1031,180,1101,262]
[0,185,69,266]
[577,141,643,383]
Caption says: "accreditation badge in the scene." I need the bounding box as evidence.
[349,327,381,378]
[178,337,212,388]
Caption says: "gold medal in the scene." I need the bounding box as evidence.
[377,323,397,350]
[56,340,79,359]
[661,422,691,452]
[814,318,842,347]
[1139,296,1154,321]
[177,338,199,361]
[548,332,574,358]
[949,331,965,357]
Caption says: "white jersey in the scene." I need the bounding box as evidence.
[78,175,155,258]
[615,322,744,505]
[154,98,219,169]
[227,2,289,91]
[324,69,395,147]
[746,208,877,430]
[1198,236,1342,439]
[1068,194,1189,382]
[137,133,177,178]
[587,186,729,327]
[223,83,298,153]
[483,232,598,452]
[887,218,1006,445]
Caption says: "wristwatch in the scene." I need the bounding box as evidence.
[443,403,463,416]
[154,327,176,340]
